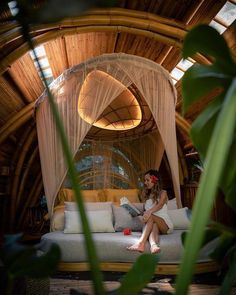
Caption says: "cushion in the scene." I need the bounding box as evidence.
[64,210,115,233]
[51,202,113,232]
[51,206,65,231]
[112,205,144,232]
[168,207,191,229]
[64,201,113,213]
[167,198,178,210]
[41,230,217,263]
[58,188,103,204]
[104,189,140,204]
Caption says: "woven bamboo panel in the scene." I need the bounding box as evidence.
[0,76,24,125]
[65,32,117,68]
[8,53,44,102]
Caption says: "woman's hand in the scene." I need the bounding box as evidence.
[143,210,152,223]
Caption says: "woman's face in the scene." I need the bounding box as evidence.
[144,173,155,189]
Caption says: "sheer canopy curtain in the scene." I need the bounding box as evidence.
[36,53,181,216]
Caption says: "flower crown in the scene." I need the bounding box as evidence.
[150,175,158,184]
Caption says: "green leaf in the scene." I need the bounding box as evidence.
[117,254,159,295]
[9,244,61,278]
[182,65,228,113]
[1,234,33,266]
[219,251,236,295]
[219,137,236,211]
[175,74,236,295]
[190,107,218,160]
[181,228,220,249]
[225,182,236,211]
[189,94,223,160]
[183,25,235,72]
[210,234,236,264]
[201,228,220,247]
[181,231,187,246]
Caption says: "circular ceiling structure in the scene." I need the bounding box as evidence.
[78,70,142,131]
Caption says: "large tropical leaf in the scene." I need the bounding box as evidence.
[183,25,235,72]
[117,254,159,295]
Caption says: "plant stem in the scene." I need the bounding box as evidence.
[20,24,105,295]
[175,79,236,295]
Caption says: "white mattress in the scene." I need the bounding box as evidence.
[39,230,216,264]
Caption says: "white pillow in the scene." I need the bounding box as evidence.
[64,201,113,213]
[168,207,191,229]
[64,210,115,233]
[167,198,178,210]
[51,209,64,231]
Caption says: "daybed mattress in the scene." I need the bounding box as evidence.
[39,230,216,264]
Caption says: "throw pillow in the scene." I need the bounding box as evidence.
[167,198,178,210]
[51,206,65,231]
[64,210,115,233]
[168,207,191,229]
[64,201,113,212]
[112,205,144,232]
[104,188,140,204]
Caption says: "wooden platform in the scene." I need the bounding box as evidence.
[49,278,236,294]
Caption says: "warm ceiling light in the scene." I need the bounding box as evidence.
[78,70,142,131]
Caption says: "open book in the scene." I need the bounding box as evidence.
[120,197,141,217]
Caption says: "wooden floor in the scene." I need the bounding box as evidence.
[49,278,236,294]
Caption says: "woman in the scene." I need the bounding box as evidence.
[127,169,173,254]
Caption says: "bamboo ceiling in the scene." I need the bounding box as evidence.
[0,0,235,230]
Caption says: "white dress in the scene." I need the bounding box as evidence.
[144,198,173,234]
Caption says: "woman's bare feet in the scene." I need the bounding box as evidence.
[150,243,161,254]
[126,242,145,253]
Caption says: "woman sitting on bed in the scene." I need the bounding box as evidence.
[127,169,173,254]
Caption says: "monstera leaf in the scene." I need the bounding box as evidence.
[175,25,236,295]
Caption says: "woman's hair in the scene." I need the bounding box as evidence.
[142,169,162,202]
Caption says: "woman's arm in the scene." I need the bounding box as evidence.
[149,190,168,213]
[143,191,168,221]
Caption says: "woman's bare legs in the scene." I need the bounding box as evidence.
[127,215,169,253]
[149,223,160,253]
[149,215,169,253]
[127,218,154,252]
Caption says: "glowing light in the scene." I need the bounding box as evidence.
[78,70,142,131]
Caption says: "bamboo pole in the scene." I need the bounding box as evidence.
[0,24,184,75]
[13,129,37,208]
[10,129,37,227]
[178,156,184,186]
[0,102,34,137]
[0,8,187,47]
[17,146,39,208]
[175,112,191,135]
[10,123,35,171]
[177,142,189,183]
[18,173,42,229]
[0,111,34,145]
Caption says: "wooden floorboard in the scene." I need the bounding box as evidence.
[49,278,236,294]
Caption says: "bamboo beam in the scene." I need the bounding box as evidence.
[0,8,186,47]
[10,123,35,171]
[58,261,219,274]
[17,146,39,208]
[0,102,34,137]
[0,110,34,145]
[175,112,191,136]
[0,25,183,75]
[177,142,189,184]
[10,129,37,227]
[18,173,42,229]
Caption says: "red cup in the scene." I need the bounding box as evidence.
[123,228,132,235]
